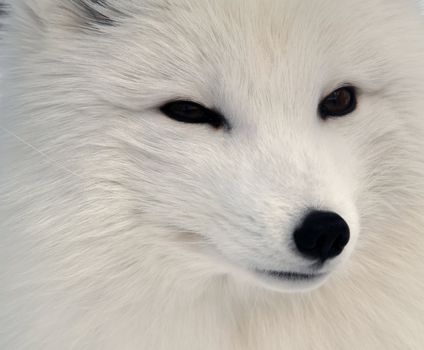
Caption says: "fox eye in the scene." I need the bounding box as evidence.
[160,101,227,129]
[319,86,357,119]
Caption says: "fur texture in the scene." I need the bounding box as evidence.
[1,0,424,349]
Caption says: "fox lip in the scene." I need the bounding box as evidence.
[257,270,325,281]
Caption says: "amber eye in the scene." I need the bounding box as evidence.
[160,101,228,129]
[319,86,357,119]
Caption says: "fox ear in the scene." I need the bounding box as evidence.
[67,0,119,27]
[0,1,7,14]
[5,0,122,31]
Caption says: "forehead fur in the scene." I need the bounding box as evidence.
[3,0,424,102]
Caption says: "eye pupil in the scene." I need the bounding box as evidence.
[319,86,357,119]
[174,103,203,119]
[160,101,227,129]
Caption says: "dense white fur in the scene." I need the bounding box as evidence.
[1,0,424,349]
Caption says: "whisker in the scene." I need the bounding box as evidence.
[1,125,84,180]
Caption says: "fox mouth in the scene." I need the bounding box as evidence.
[261,270,324,281]
[180,236,330,291]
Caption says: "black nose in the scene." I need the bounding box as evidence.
[293,211,350,262]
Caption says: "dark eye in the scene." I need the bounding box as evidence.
[160,101,228,129]
[319,86,357,119]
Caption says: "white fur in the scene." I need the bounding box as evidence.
[1,0,424,349]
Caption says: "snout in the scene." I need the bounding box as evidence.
[293,210,350,263]
[243,210,352,292]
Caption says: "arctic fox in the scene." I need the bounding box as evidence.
[1,0,424,349]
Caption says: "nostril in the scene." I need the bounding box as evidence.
[293,211,350,262]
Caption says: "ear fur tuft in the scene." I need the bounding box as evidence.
[3,0,124,32]
[70,0,118,27]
